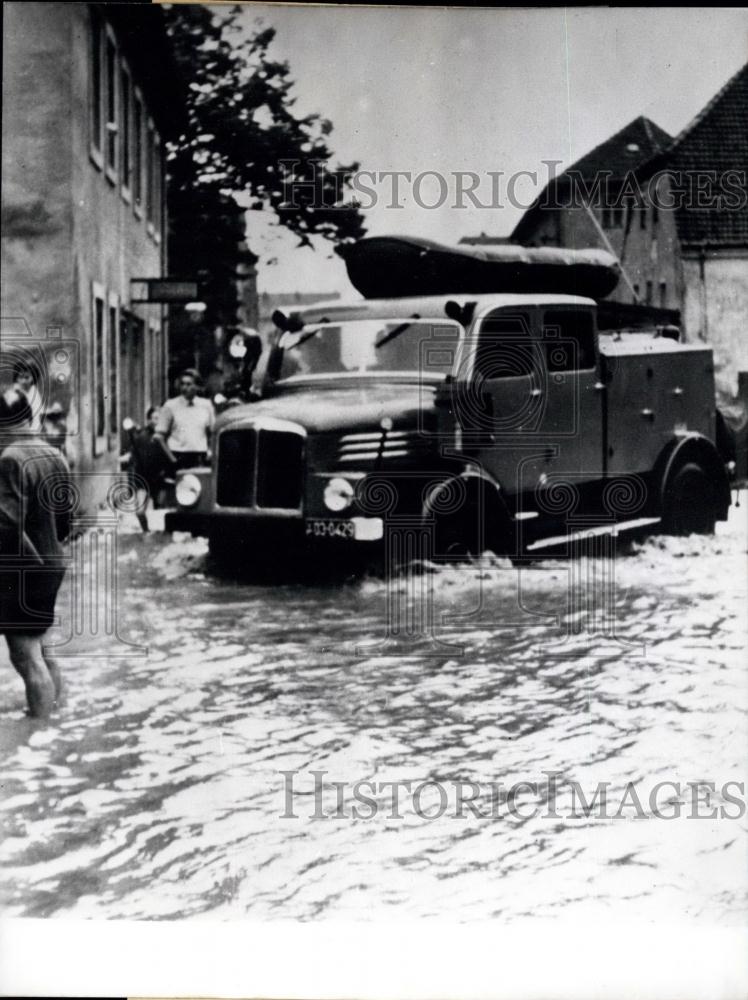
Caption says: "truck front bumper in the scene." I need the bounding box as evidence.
[164,510,259,536]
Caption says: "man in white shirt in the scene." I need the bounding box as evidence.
[154,369,215,470]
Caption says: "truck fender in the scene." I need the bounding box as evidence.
[421,471,514,554]
[653,433,731,521]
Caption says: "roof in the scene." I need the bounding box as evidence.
[512,116,672,242]
[513,64,748,250]
[295,293,597,326]
[559,116,672,182]
[646,62,748,248]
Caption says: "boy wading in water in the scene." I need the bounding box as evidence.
[0,389,73,718]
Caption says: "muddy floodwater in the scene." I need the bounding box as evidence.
[1,503,746,922]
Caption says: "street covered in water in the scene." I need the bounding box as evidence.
[0,503,746,922]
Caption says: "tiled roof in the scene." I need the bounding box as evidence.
[564,116,673,181]
[512,116,672,242]
[664,62,748,247]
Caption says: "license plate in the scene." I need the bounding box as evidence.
[306,519,355,539]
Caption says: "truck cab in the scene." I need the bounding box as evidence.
[165,292,731,566]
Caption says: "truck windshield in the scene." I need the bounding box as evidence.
[277,319,461,381]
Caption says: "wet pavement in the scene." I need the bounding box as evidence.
[0,501,746,922]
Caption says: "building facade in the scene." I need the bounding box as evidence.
[1,3,181,505]
[511,116,678,309]
[642,63,748,396]
[511,65,748,401]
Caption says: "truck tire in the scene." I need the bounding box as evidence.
[432,509,481,560]
[661,461,718,536]
[426,476,514,561]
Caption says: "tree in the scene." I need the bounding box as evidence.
[164,3,365,337]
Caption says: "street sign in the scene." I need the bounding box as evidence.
[131,278,200,303]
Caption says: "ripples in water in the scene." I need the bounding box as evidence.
[1,510,746,921]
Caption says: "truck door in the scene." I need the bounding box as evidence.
[466,307,547,496]
[536,307,604,486]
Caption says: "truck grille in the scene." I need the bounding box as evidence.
[216,429,256,507]
[336,429,432,466]
[216,427,303,509]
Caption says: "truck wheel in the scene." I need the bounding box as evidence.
[430,501,514,560]
[432,511,480,560]
[424,477,514,562]
[661,461,717,535]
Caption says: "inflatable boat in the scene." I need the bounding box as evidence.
[338,235,621,300]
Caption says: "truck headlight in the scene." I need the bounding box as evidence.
[324,477,354,512]
[176,473,202,507]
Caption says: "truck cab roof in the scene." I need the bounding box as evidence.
[295,293,597,326]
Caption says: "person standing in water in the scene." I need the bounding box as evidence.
[0,389,73,718]
[124,406,167,531]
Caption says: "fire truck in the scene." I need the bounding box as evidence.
[165,237,732,568]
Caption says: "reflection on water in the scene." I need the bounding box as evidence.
[1,507,746,921]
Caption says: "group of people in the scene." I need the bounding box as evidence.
[0,364,216,719]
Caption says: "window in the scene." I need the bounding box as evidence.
[639,199,647,229]
[121,312,145,429]
[659,281,667,308]
[632,283,640,301]
[145,121,155,227]
[601,185,624,229]
[108,297,120,441]
[120,66,131,195]
[89,10,102,161]
[92,286,121,454]
[105,32,118,179]
[133,92,143,213]
[152,133,162,237]
[601,205,623,229]
[145,124,162,235]
[149,323,162,405]
[475,313,535,379]
[92,285,106,454]
[645,280,653,305]
[542,310,596,371]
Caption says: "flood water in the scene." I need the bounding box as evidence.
[1,502,746,922]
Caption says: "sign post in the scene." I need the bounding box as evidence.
[131,278,201,304]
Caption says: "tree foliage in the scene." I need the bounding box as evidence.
[164,3,365,329]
